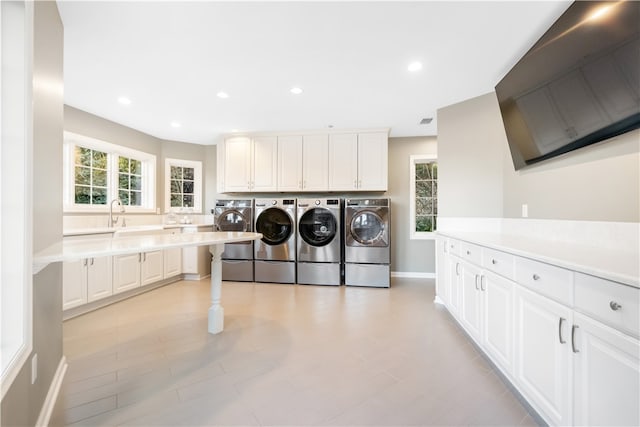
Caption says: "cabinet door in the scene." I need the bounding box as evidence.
[113,253,141,294]
[87,256,112,303]
[62,259,87,310]
[447,256,461,318]
[435,238,449,305]
[573,312,640,427]
[357,132,388,191]
[515,286,572,426]
[163,248,182,278]
[223,137,252,192]
[141,250,164,286]
[277,135,303,191]
[252,136,277,191]
[328,133,358,190]
[460,261,483,341]
[182,246,198,274]
[302,134,329,191]
[482,271,515,376]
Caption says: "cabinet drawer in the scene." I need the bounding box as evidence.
[515,257,573,306]
[459,241,482,265]
[447,238,460,256]
[575,273,640,338]
[482,247,515,280]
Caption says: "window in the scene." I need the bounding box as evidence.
[1,0,33,398]
[410,154,438,239]
[63,132,156,212]
[165,158,202,213]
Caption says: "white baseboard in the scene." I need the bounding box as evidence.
[36,356,67,427]
[391,271,435,279]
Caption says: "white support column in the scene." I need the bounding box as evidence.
[208,243,225,334]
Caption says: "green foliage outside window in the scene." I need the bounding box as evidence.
[415,161,437,232]
[170,165,195,208]
[74,146,108,205]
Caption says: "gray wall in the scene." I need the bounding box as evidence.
[437,91,640,222]
[1,2,64,425]
[388,136,437,274]
[64,106,208,214]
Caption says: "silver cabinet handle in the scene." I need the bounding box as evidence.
[610,301,622,311]
[455,262,460,276]
[143,253,146,262]
[558,317,566,344]
[353,180,358,188]
[138,253,142,262]
[90,258,94,266]
[474,274,480,290]
[466,250,471,255]
[303,180,307,189]
[571,325,579,353]
[83,259,88,267]
[491,259,497,265]
[480,275,486,291]
[532,274,540,281]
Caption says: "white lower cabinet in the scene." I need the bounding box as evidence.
[514,285,573,426]
[113,250,164,293]
[62,256,112,310]
[573,312,640,427]
[163,248,182,278]
[436,236,639,426]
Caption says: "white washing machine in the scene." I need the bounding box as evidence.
[214,199,254,282]
[296,198,342,286]
[254,198,296,284]
[344,198,390,287]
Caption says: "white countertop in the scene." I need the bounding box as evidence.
[63,223,213,237]
[34,231,261,271]
[437,231,639,288]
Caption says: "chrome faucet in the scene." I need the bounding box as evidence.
[108,198,125,228]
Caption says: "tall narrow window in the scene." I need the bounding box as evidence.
[410,154,438,239]
[74,146,108,205]
[118,156,143,206]
[165,159,202,213]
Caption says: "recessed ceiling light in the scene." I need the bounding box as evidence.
[407,61,423,72]
[170,121,181,128]
[217,92,229,99]
[118,96,131,105]
[290,87,303,95]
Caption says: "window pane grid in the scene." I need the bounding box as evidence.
[415,161,437,233]
[169,165,195,208]
[118,156,143,206]
[74,146,108,205]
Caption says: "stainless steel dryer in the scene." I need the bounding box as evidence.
[254,198,296,284]
[214,199,254,282]
[344,198,391,287]
[296,198,341,286]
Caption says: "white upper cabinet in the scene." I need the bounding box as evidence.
[223,136,252,192]
[328,133,358,191]
[223,136,277,192]
[221,128,388,193]
[302,134,329,191]
[277,135,303,191]
[357,132,388,191]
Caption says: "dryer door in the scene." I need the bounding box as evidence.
[256,207,293,246]
[299,208,337,247]
[216,209,251,232]
[348,208,389,247]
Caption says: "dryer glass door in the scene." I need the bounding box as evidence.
[216,209,250,232]
[299,208,337,247]
[256,208,293,245]
[350,210,387,246]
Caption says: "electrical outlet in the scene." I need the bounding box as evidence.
[31,353,38,384]
[522,204,529,218]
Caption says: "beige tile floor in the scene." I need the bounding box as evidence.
[50,278,540,426]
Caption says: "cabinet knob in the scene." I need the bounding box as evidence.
[609,301,622,311]
[491,259,497,265]
[466,250,471,255]
[532,274,540,281]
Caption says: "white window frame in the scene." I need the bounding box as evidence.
[1,0,34,399]
[164,158,203,213]
[63,131,156,213]
[409,154,438,240]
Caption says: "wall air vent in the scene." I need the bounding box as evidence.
[419,118,433,125]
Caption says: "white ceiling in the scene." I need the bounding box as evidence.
[58,1,572,145]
